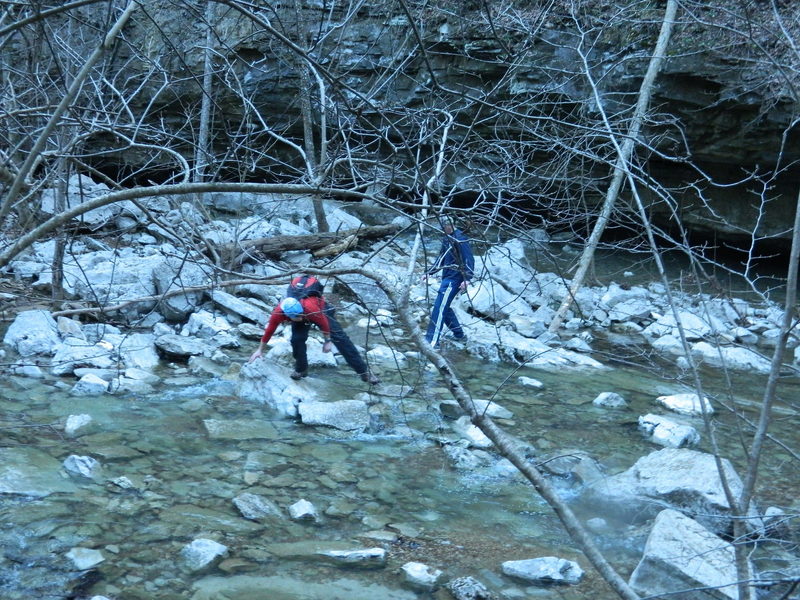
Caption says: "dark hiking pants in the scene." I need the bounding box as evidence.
[291,304,369,376]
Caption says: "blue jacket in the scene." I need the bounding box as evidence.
[427,228,474,282]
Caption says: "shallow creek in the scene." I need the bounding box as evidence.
[1,322,798,599]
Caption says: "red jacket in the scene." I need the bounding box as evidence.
[260,296,330,344]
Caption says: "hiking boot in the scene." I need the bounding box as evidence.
[290,370,308,380]
[360,372,381,385]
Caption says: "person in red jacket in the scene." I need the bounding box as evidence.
[249,295,380,384]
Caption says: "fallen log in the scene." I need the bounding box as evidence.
[231,223,400,262]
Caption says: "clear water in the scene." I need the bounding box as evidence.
[1,327,798,599]
[1,241,798,599]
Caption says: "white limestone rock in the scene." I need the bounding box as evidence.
[181,310,233,338]
[629,509,752,600]
[64,414,93,437]
[298,400,370,432]
[154,334,211,358]
[237,359,318,418]
[71,373,109,396]
[451,416,493,449]
[401,561,443,590]
[367,344,408,367]
[439,399,513,420]
[585,448,750,535]
[208,289,269,324]
[288,499,319,522]
[66,547,105,570]
[51,337,115,376]
[501,556,584,584]
[638,414,700,448]
[691,342,773,374]
[63,455,102,479]
[181,538,228,572]
[593,392,627,408]
[656,392,713,416]
[316,547,386,568]
[233,493,283,521]
[517,376,544,389]
[3,310,60,356]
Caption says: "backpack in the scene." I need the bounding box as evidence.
[286,275,324,300]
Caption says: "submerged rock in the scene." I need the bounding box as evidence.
[288,499,319,523]
[66,547,105,570]
[592,392,627,408]
[62,455,102,480]
[233,493,282,521]
[0,448,79,497]
[298,400,370,432]
[190,575,416,600]
[316,547,386,569]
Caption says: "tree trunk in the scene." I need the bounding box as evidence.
[194,0,215,188]
[548,0,678,333]
[292,0,329,233]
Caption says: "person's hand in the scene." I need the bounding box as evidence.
[249,348,263,363]
[459,280,468,291]
[420,273,429,284]
[322,340,333,353]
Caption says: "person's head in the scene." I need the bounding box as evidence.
[280,297,304,321]
[440,216,455,235]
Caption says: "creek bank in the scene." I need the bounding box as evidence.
[1,182,798,598]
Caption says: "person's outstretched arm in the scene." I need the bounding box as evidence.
[249,306,285,362]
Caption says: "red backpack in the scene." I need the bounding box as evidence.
[286,275,324,300]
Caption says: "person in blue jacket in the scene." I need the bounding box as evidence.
[422,216,475,347]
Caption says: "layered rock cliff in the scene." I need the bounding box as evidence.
[5,1,799,245]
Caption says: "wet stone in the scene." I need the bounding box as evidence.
[203,419,281,440]
[159,504,262,534]
[0,447,79,497]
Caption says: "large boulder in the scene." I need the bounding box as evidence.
[3,309,60,356]
[40,174,138,229]
[50,337,116,376]
[61,250,163,317]
[465,280,536,321]
[629,509,753,600]
[585,448,751,535]
[237,359,322,417]
[691,342,773,374]
[153,254,213,321]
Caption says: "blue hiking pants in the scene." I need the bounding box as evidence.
[425,278,465,345]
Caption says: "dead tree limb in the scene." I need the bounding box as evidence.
[232,224,399,262]
[548,0,678,333]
